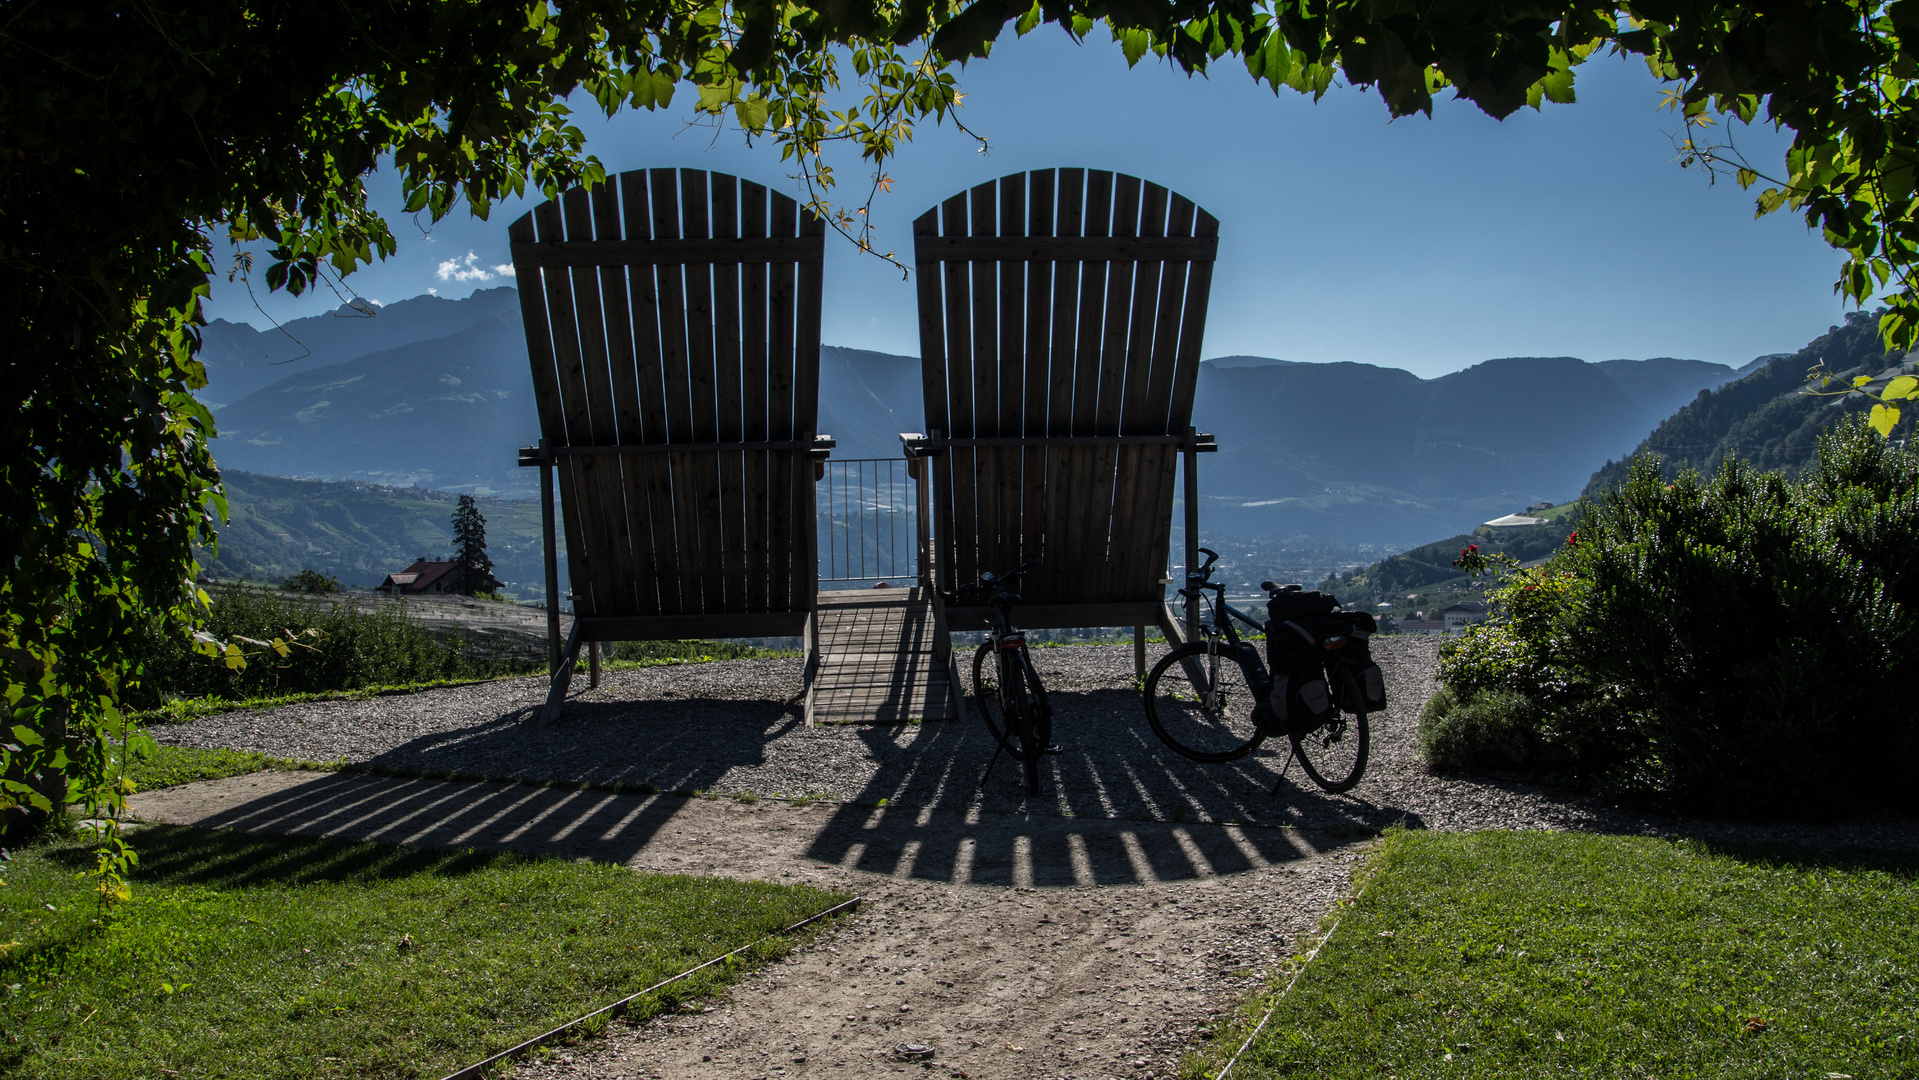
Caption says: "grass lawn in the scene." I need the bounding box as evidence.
[1,826,848,1079]
[1194,829,1918,1079]
[122,745,328,792]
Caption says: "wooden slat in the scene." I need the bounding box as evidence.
[914,234,1216,262]
[533,199,600,616]
[939,192,977,592]
[509,213,567,445]
[711,175,748,613]
[575,611,807,640]
[968,180,1003,587]
[618,173,680,617]
[740,181,772,613]
[1080,174,1140,607]
[911,206,953,594]
[1040,170,1084,602]
[1059,170,1114,606]
[511,235,825,265]
[767,191,799,610]
[994,174,1026,576]
[679,170,726,616]
[1108,180,1170,605]
[1020,172,1054,568]
[794,200,827,613]
[564,186,639,618]
[648,170,697,617]
[1127,193,1201,606]
[594,179,660,617]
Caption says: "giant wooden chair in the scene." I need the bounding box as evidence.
[512,168,833,721]
[902,169,1219,670]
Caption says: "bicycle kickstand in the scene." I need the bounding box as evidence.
[1270,742,1297,797]
[976,739,1007,793]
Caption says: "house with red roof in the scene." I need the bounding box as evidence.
[375,557,500,597]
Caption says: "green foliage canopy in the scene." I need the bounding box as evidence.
[9,0,1919,866]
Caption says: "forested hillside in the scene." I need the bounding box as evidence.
[1583,312,1904,495]
[203,471,558,598]
[1316,510,1576,610]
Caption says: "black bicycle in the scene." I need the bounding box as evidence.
[946,561,1054,795]
[1142,548,1370,793]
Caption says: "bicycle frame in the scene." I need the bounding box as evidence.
[1181,575,1274,707]
[950,563,1053,794]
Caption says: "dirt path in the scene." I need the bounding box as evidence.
[131,771,1364,1080]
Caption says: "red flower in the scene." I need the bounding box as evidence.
[1566,530,1579,547]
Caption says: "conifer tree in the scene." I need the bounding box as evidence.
[451,496,494,597]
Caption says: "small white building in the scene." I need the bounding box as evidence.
[1438,601,1490,632]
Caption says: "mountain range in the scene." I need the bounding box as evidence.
[1583,311,1898,495]
[199,288,1772,546]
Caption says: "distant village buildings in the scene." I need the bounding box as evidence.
[1382,600,1489,635]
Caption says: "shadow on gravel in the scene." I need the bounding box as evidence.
[798,686,1427,884]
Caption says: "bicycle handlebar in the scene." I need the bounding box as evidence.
[1186,548,1220,583]
[945,561,1041,604]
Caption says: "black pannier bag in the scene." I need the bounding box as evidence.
[1264,589,1339,734]
[1332,611,1389,713]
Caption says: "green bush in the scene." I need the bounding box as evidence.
[131,589,538,707]
[280,568,341,593]
[1423,418,1919,818]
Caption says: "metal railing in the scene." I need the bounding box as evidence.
[817,458,922,585]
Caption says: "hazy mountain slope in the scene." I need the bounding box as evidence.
[1591,356,1742,415]
[210,310,541,495]
[1582,313,1899,496]
[1191,353,1743,541]
[199,286,1779,549]
[818,346,928,459]
[206,471,558,597]
[199,287,521,406]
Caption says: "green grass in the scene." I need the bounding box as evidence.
[1194,830,1919,1079]
[121,745,328,793]
[0,827,848,1079]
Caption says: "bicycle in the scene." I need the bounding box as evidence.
[1141,548,1371,794]
[945,561,1054,795]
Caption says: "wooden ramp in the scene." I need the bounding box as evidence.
[806,589,962,724]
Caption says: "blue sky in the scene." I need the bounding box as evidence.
[204,28,1849,378]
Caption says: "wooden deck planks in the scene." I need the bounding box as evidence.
[807,590,960,723]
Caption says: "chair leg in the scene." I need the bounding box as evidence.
[1134,625,1146,680]
[542,621,585,726]
[588,640,600,689]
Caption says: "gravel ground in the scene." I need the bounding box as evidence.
[155,636,1919,848]
[140,635,1919,1080]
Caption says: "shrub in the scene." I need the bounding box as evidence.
[1422,418,1919,818]
[131,588,538,707]
[281,569,341,593]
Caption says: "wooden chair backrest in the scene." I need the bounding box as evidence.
[511,168,825,624]
[913,169,1218,612]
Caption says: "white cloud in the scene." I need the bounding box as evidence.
[435,251,506,283]
[427,287,439,295]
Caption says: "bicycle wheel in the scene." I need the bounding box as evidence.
[1292,665,1369,793]
[973,642,1033,759]
[1143,641,1266,763]
[974,642,1044,794]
